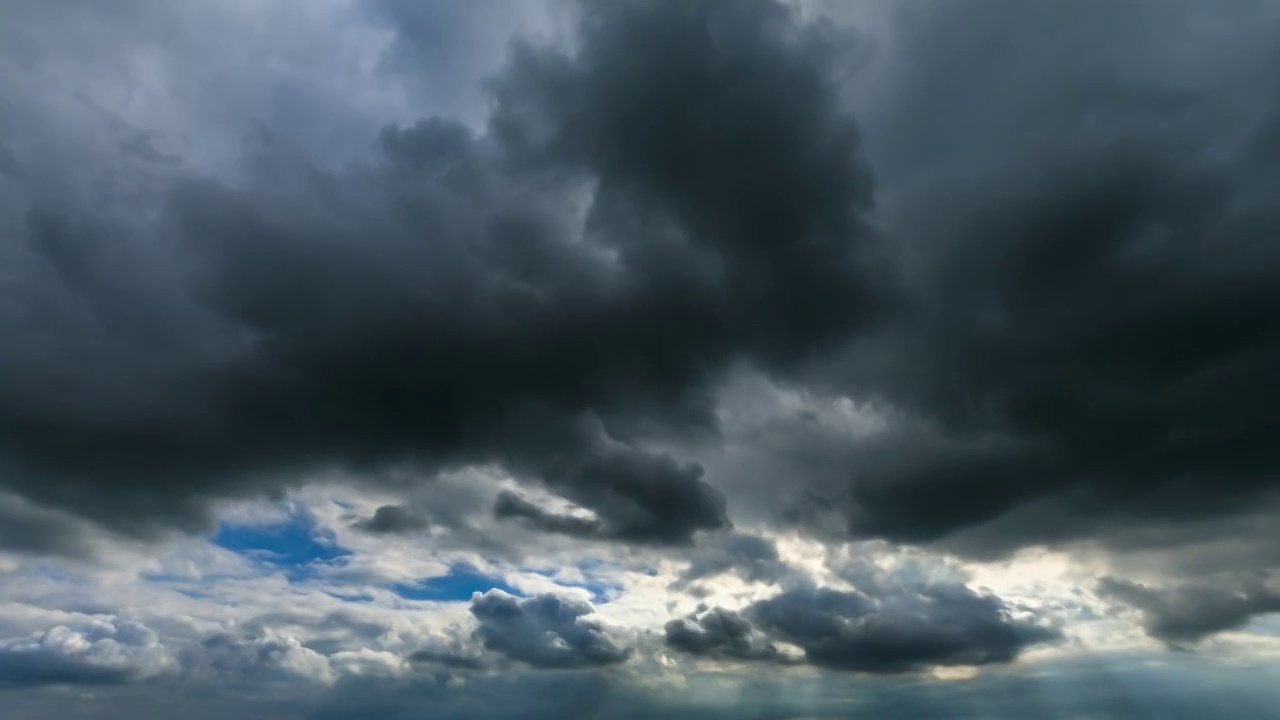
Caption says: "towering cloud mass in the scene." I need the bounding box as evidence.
[811,0,1280,553]
[0,0,891,546]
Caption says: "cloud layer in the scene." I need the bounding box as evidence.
[1,0,1278,717]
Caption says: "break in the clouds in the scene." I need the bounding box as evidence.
[1,0,1279,718]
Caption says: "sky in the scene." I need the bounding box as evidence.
[0,0,1279,717]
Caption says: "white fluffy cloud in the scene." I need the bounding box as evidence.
[0,618,176,686]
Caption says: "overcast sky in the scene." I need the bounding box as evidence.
[1,0,1279,717]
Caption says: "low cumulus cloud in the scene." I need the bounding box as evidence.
[667,561,1061,673]
[470,590,630,669]
[493,491,604,540]
[0,619,176,687]
[670,532,792,590]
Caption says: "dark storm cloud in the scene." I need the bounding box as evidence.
[189,629,332,683]
[762,0,1280,553]
[0,0,884,546]
[666,564,1060,673]
[1097,575,1280,646]
[469,590,630,669]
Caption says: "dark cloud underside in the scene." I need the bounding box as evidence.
[0,0,1276,630]
[0,0,885,546]
[470,590,630,668]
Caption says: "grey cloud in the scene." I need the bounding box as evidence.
[671,532,791,589]
[664,606,782,662]
[6,0,1280,716]
[313,669,832,720]
[470,590,630,669]
[368,0,562,125]
[723,0,1280,555]
[1098,575,1280,646]
[353,504,429,535]
[192,630,333,684]
[237,610,393,658]
[0,493,99,558]
[666,560,1060,673]
[407,644,488,671]
[522,439,727,545]
[493,491,603,539]
[0,619,175,688]
[750,584,1058,673]
[0,0,881,549]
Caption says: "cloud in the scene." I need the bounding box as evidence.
[470,590,630,669]
[493,491,603,539]
[707,0,1280,556]
[407,644,488,671]
[664,606,783,662]
[2,0,1273,589]
[0,618,176,687]
[7,654,1280,720]
[193,629,337,685]
[666,560,1060,673]
[495,439,729,545]
[353,505,429,535]
[0,0,882,548]
[670,532,791,589]
[2,0,1280,715]
[1098,575,1280,646]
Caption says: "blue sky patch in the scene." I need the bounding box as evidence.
[213,508,349,580]
[390,563,521,601]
